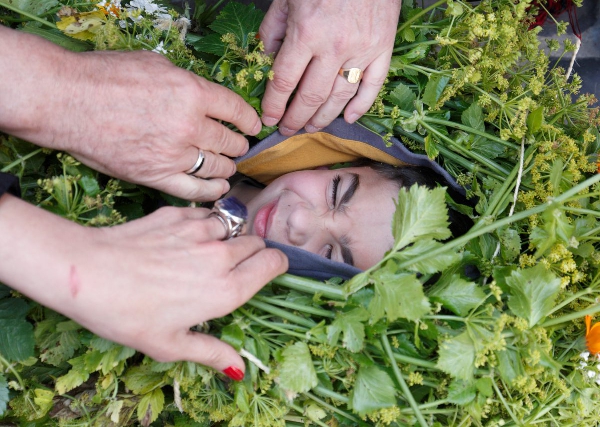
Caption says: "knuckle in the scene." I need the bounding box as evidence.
[298,90,327,108]
[270,74,298,93]
[329,87,357,103]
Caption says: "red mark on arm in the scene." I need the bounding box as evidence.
[69,265,80,298]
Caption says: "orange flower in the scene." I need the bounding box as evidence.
[585,315,600,354]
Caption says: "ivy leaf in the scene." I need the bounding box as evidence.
[369,270,430,323]
[422,75,450,107]
[506,264,561,327]
[393,239,460,274]
[393,185,451,250]
[279,342,318,395]
[461,103,485,132]
[436,332,475,380]
[349,365,396,416]
[137,388,165,427]
[327,307,369,352]
[0,319,34,362]
[429,275,486,316]
[386,83,416,111]
[0,374,8,416]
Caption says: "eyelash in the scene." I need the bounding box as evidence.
[330,174,341,208]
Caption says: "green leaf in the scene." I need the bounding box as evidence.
[0,374,8,416]
[10,0,58,15]
[327,307,369,352]
[447,380,476,404]
[79,175,100,196]
[369,270,430,323]
[349,365,396,416]
[192,33,226,56]
[393,185,451,250]
[0,318,34,362]
[393,239,460,274]
[526,106,544,133]
[500,228,521,262]
[20,25,91,52]
[461,103,485,131]
[386,83,416,111]
[220,324,245,352]
[33,388,54,416]
[475,377,493,397]
[123,366,165,394]
[137,388,165,426]
[55,356,90,394]
[436,332,475,380]
[495,348,523,385]
[424,133,439,159]
[0,298,29,319]
[423,75,450,107]
[279,342,318,394]
[209,2,264,46]
[429,276,486,316]
[506,264,561,327]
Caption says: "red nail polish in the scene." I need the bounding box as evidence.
[223,366,245,381]
[255,32,261,40]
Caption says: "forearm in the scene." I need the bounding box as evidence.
[0,193,89,315]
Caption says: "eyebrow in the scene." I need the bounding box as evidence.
[338,173,360,266]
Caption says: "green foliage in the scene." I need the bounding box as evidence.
[1,0,600,425]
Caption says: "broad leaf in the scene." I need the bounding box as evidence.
[209,3,264,46]
[429,276,486,316]
[386,83,416,111]
[436,332,475,380]
[11,0,58,16]
[123,366,165,394]
[137,388,165,426]
[55,356,89,394]
[0,298,29,319]
[423,75,450,107]
[327,308,369,352]
[0,374,8,416]
[461,103,485,131]
[447,380,476,405]
[369,271,430,323]
[393,185,451,250]
[393,239,460,274]
[279,342,318,394]
[526,106,544,133]
[0,318,34,362]
[349,365,396,416]
[506,264,561,327]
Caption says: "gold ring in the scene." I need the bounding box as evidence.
[338,68,363,84]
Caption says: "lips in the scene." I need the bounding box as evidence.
[253,198,278,239]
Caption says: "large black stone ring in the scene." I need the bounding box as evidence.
[209,197,248,240]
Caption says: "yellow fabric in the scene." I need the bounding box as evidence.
[237,132,408,184]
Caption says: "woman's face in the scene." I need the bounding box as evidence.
[245,167,399,270]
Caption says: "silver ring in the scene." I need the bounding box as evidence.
[209,197,248,240]
[338,68,363,84]
[185,149,205,175]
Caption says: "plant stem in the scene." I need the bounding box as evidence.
[289,403,330,427]
[1,148,43,173]
[271,274,345,300]
[397,0,448,35]
[253,295,335,319]
[246,299,317,328]
[0,0,56,28]
[541,304,600,328]
[313,385,349,404]
[237,308,311,340]
[381,334,428,427]
[303,391,363,424]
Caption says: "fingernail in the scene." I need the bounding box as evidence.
[262,116,279,127]
[305,124,321,133]
[279,126,296,136]
[223,366,245,381]
[252,120,262,135]
[347,113,360,124]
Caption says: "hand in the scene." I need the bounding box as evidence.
[0,195,288,378]
[259,0,401,136]
[0,26,262,202]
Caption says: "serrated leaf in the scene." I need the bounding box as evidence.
[190,32,226,56]
[369,271,430,323]
[526,106,544,133]
[327,308,369,352]
[55,356,89,394]
[500,227,521,262]
[10,0,58,16]
[475,377,493,397]
[461,103,485,131]
[220,324,245,351]
[0,318,34,362]
[79,175,100,196]
[33,388,54,416]
[123,366,165,394]
[209,2,264,46]
[447,380,476,404]
[0,374,8,416]
[495,348,523,384]
[0,298,29,319]
[423,75,450,107]
[506,264,561,327]
[137,388,164,427]
[386,83,416,111]
[393,239,460,274]
[349,365,396,416]
[436,332,475,380]
[393,185,451,250]
[429,276,485,316]
[279,342,317,394]
[424,133,439,159]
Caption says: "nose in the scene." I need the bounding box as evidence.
[286,204,329,247]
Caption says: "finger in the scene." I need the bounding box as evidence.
[261,41,313,128]
[344,52,392,123]
[305,69,361,131]
[276,57,339,135]
[199,79,262,137]
[194,116,251,158]
[168,331,246,380]
[161,173,230,202]
[259,0,289,54]
[187,150,236,180]
[228,247,288,302]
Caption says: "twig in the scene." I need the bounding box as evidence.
[566,38,582,80]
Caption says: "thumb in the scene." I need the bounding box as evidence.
[259,0,289,54]
[173,330,247,381]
